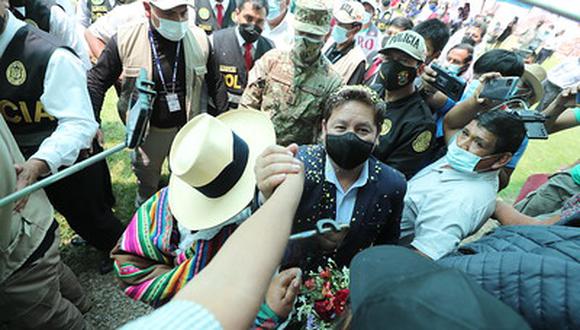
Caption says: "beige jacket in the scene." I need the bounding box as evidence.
[0,116,53,283]
[116,19,210,123]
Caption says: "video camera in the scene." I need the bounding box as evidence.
[502,99,549,140]
[430,63,467,101]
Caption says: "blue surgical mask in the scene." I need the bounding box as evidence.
[445,138,482,173]
[331,25,349,44]
[363,12,372,25]
[446,63,462,75]
[267,0,281,20]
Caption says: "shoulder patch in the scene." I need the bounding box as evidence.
[412,130,432,153]
[380,119,392,136]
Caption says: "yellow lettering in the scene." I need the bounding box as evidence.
[34,102,55,122]
[0,100,21,124]
[18,102,33,123]
[224,74,242,90]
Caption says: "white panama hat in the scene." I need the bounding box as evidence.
[168,109,276,231]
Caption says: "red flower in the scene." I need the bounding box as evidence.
[314,299,335,321]
[334,289,350,316]
[304,278,316,290]
[321,281,333,297]
[320,268,331,279]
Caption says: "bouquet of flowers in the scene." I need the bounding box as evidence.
[295,259,350,330]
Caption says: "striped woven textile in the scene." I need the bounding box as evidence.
[111,188,236,307]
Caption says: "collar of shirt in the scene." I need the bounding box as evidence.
[325,155,370,223]
[0,12,26,59]
[415,156,499,184]
[210,0,229,11]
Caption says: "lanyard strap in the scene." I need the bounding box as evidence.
[148,29,181,94]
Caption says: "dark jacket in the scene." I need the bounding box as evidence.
[212,27,274,108]
[282,144,406,272]
[439,225,580,330]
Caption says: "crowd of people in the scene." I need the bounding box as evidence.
[1,0,579,328]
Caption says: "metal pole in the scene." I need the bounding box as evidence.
[516,0,580,22]
[0,143,126,209]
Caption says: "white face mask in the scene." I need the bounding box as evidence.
[154,15,187,41]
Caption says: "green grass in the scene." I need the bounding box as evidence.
[57,88,580,243]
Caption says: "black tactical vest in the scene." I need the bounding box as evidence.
[194,0,236,35]
[87,0,115,24]
[10,0,60,32]
[0,25,62,153]
[212,27,274,108]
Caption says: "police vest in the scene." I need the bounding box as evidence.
[10,0,61,32]
[0,25,62,152]
[87,0,116,24]
[194,0,236,35]
[212,27,274,107]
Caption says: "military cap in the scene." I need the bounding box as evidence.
[294,0,332,36]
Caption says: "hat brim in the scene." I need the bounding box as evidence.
[168,110,276,231]
[349,246,441,312]
[522,70,544,105]
[149,0,194,11]
[379,44,425,62]
[294,21,329,36]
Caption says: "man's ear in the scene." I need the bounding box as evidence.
[490,152,512,170]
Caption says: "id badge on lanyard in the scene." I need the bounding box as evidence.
[148,30,182,113]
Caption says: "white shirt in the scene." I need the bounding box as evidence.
[14,5,91,70]
[209,0,230,15]
[325,156,369,224]
[400,157,498,260]
[0,12,98,174]
[121,300,221,330]
[263,13,294,51]
[87,1,146,44]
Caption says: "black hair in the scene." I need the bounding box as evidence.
[389,16,414,31]
[474,110,525,154]
[448,43,474,64]
[324,85,386,132]
[413,19,450,54]
[235,0,269,14]
[473,49,524,77]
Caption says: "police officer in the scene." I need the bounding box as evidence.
[370,30,436,179]
[239,0,343,146]
[87,0,228,206]
[211,0,274,109]
[195,0,236,35]
[323,0,366,85]
[0,4,124,275]
[9,0,92,69]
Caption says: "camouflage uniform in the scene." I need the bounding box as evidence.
[238,0,343,146]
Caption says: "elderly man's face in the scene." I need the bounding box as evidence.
[447,47,470,66]
[466,26,484,44]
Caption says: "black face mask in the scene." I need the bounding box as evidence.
[461,35,476,46]
[325,132,374,170]
[239,23,262,44]
[378,59,417,91]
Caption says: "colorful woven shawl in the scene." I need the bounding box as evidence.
[111,188,236,307]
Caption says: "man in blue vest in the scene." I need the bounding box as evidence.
[254,85,406,271]
[211,0,274,109]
